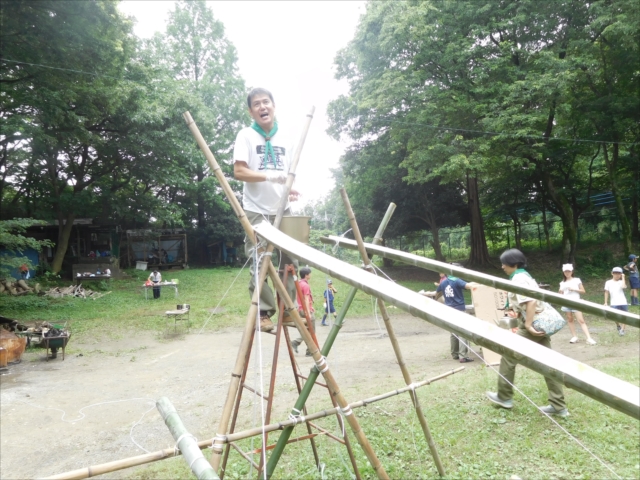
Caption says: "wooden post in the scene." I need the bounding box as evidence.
[182,108,314,472]
[156,397,220,480]
[339,188,447,477]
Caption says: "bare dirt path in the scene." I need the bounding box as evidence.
[1,314,637,479]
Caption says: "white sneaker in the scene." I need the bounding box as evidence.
[569,336,578,344]
[586,338,597,345]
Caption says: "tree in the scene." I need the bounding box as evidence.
[328,0,638,266]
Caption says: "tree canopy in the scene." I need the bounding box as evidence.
[327,0,639,264]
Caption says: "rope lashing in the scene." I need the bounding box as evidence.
[211,434,226,452]
[315,355,329,374]
[174,433,197,455]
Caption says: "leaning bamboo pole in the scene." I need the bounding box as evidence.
[182,109,314,472]
[265,261,390,479]
[43,369,462,480]
[255,222,640,419]
[321,237,639,327]
[339,188,446,478]
[156,397,220,480]
[266,203,397,477]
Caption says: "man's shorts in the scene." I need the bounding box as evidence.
[629,276,640,289]
[612,305,629,312]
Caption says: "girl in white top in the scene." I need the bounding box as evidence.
[559,264,596,345]
[604,267,628,336]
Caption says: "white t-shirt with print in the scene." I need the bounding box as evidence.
[604,279,627,306]
[559,277,582,301]
[233,126,294,215]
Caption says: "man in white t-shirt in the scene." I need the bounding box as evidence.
[234,88,300,332]
[148,269,162,299]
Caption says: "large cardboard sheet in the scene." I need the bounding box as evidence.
[471,285,511,365]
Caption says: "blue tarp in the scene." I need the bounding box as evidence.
[0,247,39,279]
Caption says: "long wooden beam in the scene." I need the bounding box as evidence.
[320,236,639,328]
[255,222,640,419]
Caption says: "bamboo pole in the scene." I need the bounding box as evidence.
[320,236,639,327]
[254,222,640,419]
[43,369,461,480]
[339,188,446,478]
[156,397,220,480]
[265,261,390,479]
[182,108,315,472]
[266,203,397,478]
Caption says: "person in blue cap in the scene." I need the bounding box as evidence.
[321,279,338,326]
[623,254,638,305]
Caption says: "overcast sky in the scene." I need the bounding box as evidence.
[118,1,366,210]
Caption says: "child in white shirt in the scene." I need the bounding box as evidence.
[604,267,628,336]
[559,264,596,345]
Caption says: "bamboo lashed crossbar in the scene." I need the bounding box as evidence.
[42,369,463,480]
[321,236,639,328]
[255,222,640,420]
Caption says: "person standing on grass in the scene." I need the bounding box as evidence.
[233,87,301,333]
[292,267,315,357]
[559,264,596,345]
[435,272,478,363]
[321,279,338,326]
[623,254,638,306]
[486,249,569,418]
[604,267,628,336]
[148,269,162,299]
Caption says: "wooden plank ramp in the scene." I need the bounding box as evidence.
[255,222,640,419]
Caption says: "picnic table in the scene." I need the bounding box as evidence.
[143,282,179,300]
[75,274,112,285]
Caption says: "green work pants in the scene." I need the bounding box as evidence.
[245,210,298,318]
[497,328,566,410]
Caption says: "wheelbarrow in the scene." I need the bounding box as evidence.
[20,323,72,361]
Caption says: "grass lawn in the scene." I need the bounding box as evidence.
[1,259,638,479]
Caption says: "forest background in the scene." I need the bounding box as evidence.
[1,0,638,274]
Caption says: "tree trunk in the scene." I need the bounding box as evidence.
[630,150,639,241]
[541,204,552,252]
[466,173,491,266]
[51,213,76,274]
[429,226,446,262]
[603,144,632,255]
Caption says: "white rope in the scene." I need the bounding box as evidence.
[454,334,622,480]
[197,255,251,334]
[253,247,269,480]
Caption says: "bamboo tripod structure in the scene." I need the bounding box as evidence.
[218,265,360,479]
[182,112,389,479]
[339,188,446,477]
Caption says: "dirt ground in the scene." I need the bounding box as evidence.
[1,312,637,479]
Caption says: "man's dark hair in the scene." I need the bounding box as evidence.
[299,267,311,279]
[500,248,527,268]
[247,88,274,108]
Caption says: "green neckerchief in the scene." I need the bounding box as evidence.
[446,276,459,282]
[251,120,278,169]
[505,268,531,308]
